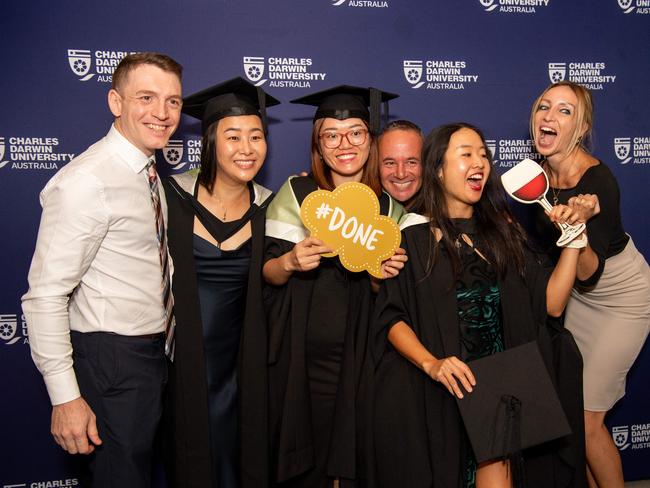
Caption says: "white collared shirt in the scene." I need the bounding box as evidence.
[22,125,169,406]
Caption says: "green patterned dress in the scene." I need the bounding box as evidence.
[453,219,504,487]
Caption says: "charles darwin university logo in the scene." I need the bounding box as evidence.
[479,0,499,11]
[402,59,478,91]
[478,0,549,14]
[67,48,136,83]
[618,0,634,10]
[612,425,630,450]
[242,56,326,88]
[488,138,542,168]
[68,49,95,81]
[0,137,7,168]
[485,140,497,161]
[403,60,425,89]
[614,137,632,164]
[161,137,202,171]
[162,140,186,170]
[0,135,73,171]
[548,63,566,83]
[243,57,267,86]
[0,314,28,346]
[614,136,650,165]
[547,61,616,90]
[618,0,650,13]
[612,423,650,450]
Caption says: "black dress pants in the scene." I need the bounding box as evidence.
[71,331,167,488]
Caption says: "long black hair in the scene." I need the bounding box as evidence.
[197,119,220,194]
[414,122,526,280]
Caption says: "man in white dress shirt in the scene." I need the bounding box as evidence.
[22,52,183,487]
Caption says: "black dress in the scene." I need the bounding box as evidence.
[195,235,252,488]
[372,221,587,488]
[162,173,273,488]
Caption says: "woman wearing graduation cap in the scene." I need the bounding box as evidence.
[373,123,588,488]
[262,86,406,488]
[161,77,279,488]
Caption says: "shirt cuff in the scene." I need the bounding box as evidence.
[44,369,81,406]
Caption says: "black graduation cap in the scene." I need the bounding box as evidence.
[182,76,280,134]
[290,85,399,134]
[456,341,571,464]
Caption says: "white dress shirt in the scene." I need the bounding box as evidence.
[22,125,169,406]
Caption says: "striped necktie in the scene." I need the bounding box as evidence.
[146,159,176,360]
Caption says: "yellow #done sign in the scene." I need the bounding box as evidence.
[300,182,400,278]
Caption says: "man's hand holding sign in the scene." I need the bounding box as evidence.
[300,182,405,279]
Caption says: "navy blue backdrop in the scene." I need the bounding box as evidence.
[2,1,649,486]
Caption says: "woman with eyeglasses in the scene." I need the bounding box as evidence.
[262,86,406,488]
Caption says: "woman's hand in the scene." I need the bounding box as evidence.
[547,194,599,227]
[422,356,476,399]
[263,237,333,286]
[283,236,332,273]
[567,193,600,223]
[380,247,408,279]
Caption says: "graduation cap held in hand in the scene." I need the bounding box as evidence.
[456,341,571,464]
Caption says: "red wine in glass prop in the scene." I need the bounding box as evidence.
[501,159,585,246]
[513,172,547,202]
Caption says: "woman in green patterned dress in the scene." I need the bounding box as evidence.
[373,123,592,488]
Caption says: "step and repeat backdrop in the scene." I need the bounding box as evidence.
[1,0,649,486]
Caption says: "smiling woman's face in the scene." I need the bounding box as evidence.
[532,84,586,161]
[214,114,266,186]
[318,117,370,187]
[439,127,490,218]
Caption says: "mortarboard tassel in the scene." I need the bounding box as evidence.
[257,86,268,133]
[369,87,382,135]
[501,394,526,488]
[382,100,389,130]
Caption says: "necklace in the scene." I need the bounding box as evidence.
[455,233,473,250]
[210,192,228,220]
[543,160,563,205]
[209,188,247,222]
[455,233,490,263]
[551,186,562,206]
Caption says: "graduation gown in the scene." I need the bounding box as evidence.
[264,176,406,487]
[372,223,586,488]
[161,171,273,488]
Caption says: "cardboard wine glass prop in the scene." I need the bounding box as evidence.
[501,159,585,246]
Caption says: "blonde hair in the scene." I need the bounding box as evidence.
[529,81,594,152]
